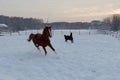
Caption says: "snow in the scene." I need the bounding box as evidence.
[0,30,120,80]
[0,24,8,27]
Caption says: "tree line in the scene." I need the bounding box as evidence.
[103,14,120,31]
[0,15,92,31]
[0,14,120,32]
[0,15,44,32]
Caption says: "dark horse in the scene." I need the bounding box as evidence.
[64,32,73,43]
[28,26,55,55]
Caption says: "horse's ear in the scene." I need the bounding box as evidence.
[48,26,52,28]
[45,25,48,28]
[49,26,51,29]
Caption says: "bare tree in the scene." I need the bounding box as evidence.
[103,14,120,31]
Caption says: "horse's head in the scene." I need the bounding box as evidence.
[43,26,52,38]
[28,33,35,42]
[70,32,72,36]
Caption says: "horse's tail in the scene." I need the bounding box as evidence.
[27,33,34,42]
[27,38,31,42]
[64,35,67,39]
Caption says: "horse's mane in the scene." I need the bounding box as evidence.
[42,26,51,37]
[42,27,47,34]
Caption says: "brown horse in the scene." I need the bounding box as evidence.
[64,32,73,43]
[28,26,55,55]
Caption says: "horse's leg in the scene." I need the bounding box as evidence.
[71,40,73,43]
[64,36,67,42]
[71,39,73,43]
[34,43,40,50]
[48,43,55,52]
[42,47,47,56]
[65,39,67,42]
[65,38,67,42]
[36,44,40,50]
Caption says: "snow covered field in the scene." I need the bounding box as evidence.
[0,30,120,80]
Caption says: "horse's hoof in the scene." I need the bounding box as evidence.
[45,53,47,56]
[54,51,57,54]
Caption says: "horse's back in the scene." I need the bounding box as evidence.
[35,33,42,38]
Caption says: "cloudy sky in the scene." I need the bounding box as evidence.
[0,0,120,22]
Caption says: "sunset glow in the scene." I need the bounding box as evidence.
[0,0,120,22]
[112,9,120,14]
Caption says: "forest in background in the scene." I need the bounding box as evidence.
[0,14,120,32]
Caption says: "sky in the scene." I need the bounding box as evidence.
[0,0,120,22]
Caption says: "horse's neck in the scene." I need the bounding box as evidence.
[42,29,49,38]
[42,28,47,34]
[41,33,49,40]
